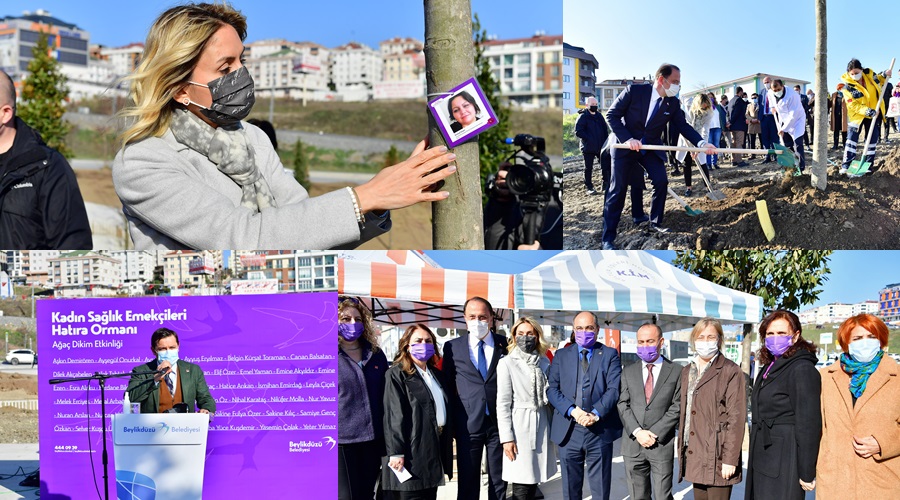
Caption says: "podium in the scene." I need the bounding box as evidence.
[112,413,210,500]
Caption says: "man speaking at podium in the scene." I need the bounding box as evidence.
[126,327,216,414]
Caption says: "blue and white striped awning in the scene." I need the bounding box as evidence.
[515,251,764,331]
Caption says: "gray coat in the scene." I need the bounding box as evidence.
[496,349,558,484]
[112,122,389,250]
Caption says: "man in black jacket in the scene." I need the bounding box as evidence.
[728,87,749,167]
[575,96,609,196]
[0,71,91,249]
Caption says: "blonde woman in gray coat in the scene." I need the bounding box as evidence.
[113,3,456,250]
[675,94,715,196]
[497,317,558,500]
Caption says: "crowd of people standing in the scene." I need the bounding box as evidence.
[338,294,900,500]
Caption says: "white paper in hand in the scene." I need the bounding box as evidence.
[390,465,412,483]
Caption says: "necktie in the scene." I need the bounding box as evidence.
[581,349,589,374]
[166,371,175,394]
[765,93,770,114]
[645,364,654,404]
[477,340,487,380]
[647,97,662,125]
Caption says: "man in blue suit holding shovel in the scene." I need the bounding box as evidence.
[603,63,716,249]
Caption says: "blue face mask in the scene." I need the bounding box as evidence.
[848,338,881,363]
[157,349,179,365]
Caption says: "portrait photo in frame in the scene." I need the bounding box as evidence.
[428,77,498,148]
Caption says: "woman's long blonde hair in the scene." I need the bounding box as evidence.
[508,317,549,357]
[118,3,247,148]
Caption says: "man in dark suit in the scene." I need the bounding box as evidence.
[617,323,682,500]
[728,87,749,166]
[602,63,716,249]
[126,327,215,414]
[548,311,622,500]
[442,296,508,500]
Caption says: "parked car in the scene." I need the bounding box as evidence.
[815,358,836,370]
[670,357,691,367]
[5,349,36,365]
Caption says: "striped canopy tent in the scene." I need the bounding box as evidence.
[338,251,515,328]
[515,251,764,331]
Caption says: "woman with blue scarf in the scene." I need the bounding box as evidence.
[817,314,900,499]
[745,310,821,500]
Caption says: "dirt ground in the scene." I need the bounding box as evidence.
[564,140,900,249]
[73,171,434,249]
[0,373,38,443]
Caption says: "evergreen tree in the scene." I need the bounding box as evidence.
[383,145,401,169]
[18,31,72,158]
[473,13,511,200]
[292,139,311,190]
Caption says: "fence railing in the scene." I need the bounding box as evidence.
[0,399,38,411]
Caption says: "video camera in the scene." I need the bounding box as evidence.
[486,134,562,246]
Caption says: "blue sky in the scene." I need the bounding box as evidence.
[565,0,897,94]
[3,1,561,49]
[426,250,900,312]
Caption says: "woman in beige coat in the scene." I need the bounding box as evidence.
[497,317,557,500]
[677,317,746,500]
[817,314,900,499]
[746,93,761,149]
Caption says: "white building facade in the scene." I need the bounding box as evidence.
[483,33,563,109]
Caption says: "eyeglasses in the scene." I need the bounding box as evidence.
[574,326,597,333]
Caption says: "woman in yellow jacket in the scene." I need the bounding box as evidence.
[839,58,892,176]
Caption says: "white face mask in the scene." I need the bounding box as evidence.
[851,72,863,81]
[467,319,490,340]
[664,81,680,98]
[764,82,771,90]
[694,340,718,359]
[774,90,784,98]
[848,338,881,363]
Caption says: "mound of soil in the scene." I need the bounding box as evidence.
[0,373,38,396]
[564,142,900,249]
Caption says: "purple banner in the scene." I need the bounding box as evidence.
[38,293,338,499]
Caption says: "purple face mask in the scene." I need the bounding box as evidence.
[409,343,435,361]
[765,335,793,357]
[637,345,660,363]
[339,322,364,342]
[575,329,597,348]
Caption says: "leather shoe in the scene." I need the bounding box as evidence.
[650,223,670,233]
[601,241,618,250]
[586,188,597,195]
[632,215,650,224]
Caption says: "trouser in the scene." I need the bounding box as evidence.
[623,449,675,500]
[730,130,746,162]
[602,150,666,244]
[583,151,612,196]
[760,114,778,149]
[339,440,384,500]
[842,116,882,170]
[748,133,759,149]
[456,414,506,500]
[885,117,896,138]
[389,488,438,500]
[692,484,733,500]
[781,133,806,171]
[707,128,722,167]
[510,483,538,500]
[558,426,613,500]
[833,129,847,148]
[682,151,710,189]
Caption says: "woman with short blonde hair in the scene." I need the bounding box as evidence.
[114,2,455,250]
[677,317,745,500]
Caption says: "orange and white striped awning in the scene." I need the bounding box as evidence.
[338,256,515,328]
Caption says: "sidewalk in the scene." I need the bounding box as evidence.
[0,444,38,500]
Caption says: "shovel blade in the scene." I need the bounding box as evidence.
[847,160,871,176]
[706,191,726,201]
[685,206,703,216]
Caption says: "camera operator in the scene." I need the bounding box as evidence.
[484,135,562,250]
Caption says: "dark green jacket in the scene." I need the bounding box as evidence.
[125,359,216,414]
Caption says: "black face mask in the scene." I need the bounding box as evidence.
[187,65,256,127]
[589,105,598,112]
[516,335,537,353]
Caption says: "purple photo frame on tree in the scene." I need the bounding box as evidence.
[428,77,498,148]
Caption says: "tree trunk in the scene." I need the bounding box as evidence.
[811,0,828,190]
[740,323,753,375]
[424,0,484,249]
